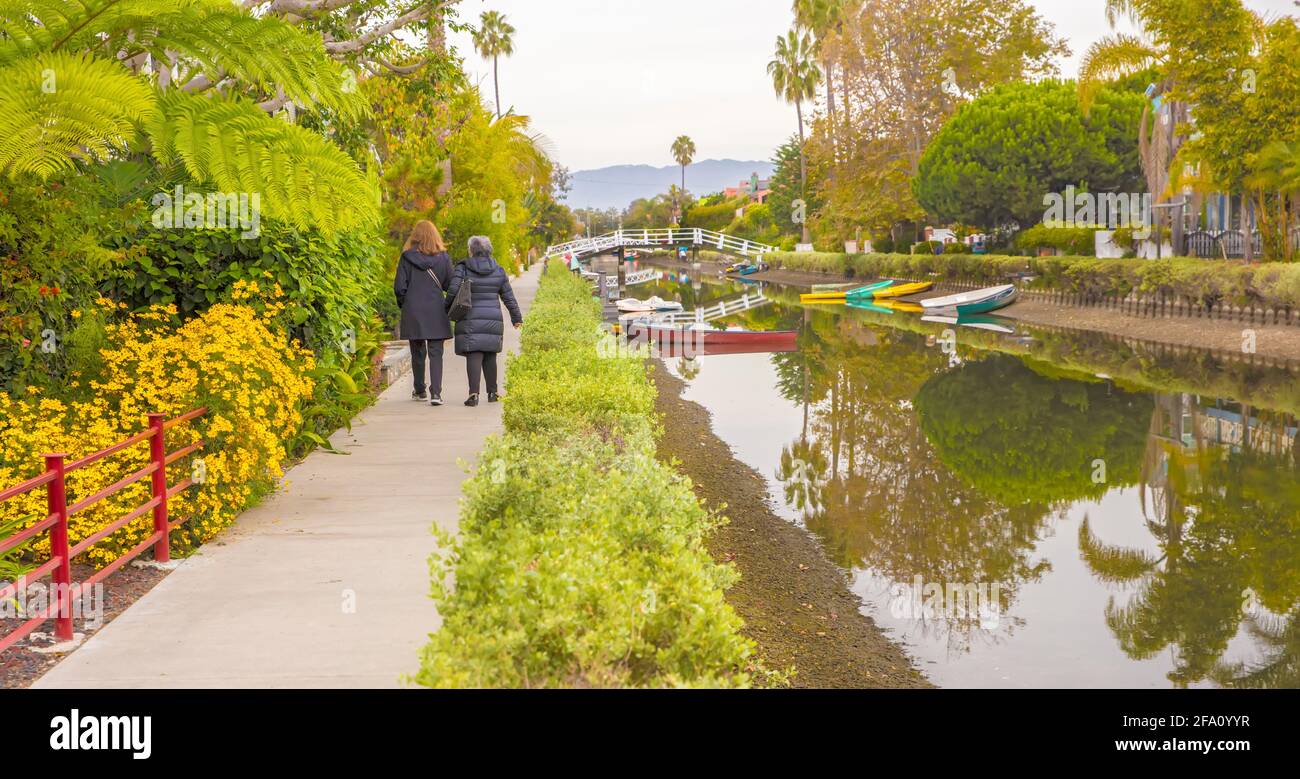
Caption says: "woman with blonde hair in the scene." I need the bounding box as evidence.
[393,220,454,406]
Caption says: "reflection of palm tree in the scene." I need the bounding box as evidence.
[1081,396,1300,687]
[677,356,700,380]
[1212,611,1300,689]
[776,440,828,516]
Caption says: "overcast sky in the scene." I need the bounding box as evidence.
[450,0,1298,172]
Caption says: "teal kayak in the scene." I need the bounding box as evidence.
[844,279,896,298]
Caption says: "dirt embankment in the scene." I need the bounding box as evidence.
[652,363,931,689]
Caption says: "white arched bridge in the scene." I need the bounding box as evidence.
[545,228,778,262]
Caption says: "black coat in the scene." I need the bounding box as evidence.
[394,250,453,341]
[445,255,523,355]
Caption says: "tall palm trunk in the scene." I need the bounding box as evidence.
[493,55,501,119]
[796,99,810,245]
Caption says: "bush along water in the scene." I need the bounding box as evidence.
[415,270,759,688]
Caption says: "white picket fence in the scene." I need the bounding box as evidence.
[654,291,772,325]
[545,228,777,261]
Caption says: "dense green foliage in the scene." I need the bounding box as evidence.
[768,250,1300,309]
[915,81,1144,228]
[416,270,756,688]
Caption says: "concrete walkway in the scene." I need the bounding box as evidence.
[34,264,542,688]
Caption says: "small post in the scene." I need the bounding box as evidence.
[148,413,170,563]
[44,453,72,642]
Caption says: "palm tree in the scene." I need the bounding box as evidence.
[1077,2,1186,253]
[768,29,822,244]
[792,0,845,146]
[1247,140,1300,261]
[670,135,695,225]
[473,10,516,120]
[670,135,696,194]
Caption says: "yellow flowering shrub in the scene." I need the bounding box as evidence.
[0,283,314,566]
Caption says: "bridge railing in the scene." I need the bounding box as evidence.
[545,229,777,261]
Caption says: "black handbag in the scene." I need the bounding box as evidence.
[446,264,473,322]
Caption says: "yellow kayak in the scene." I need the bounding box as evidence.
[871,281,933,299]
[800,280,894,303]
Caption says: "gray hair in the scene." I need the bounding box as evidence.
[468,235,493,257]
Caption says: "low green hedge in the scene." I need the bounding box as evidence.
[768,251,1300,310]
[415,269,756,688]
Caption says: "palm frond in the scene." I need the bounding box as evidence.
[0,0,362,116]
[0,51,154,178]
[1078,517,1159,584]
[1078,33,1160,113]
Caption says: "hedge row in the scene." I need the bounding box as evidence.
[767,251,1300,310]
[415,268,756,688]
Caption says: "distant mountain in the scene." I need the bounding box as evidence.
[566,158,776,210]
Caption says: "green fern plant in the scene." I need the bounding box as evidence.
[0,0,377,232]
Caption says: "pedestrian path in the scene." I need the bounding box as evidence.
[34,264,542,688]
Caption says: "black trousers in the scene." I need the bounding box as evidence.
[409,340,444,394]
[465,351,498,396]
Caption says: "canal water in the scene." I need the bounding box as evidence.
[634,263,1300,688]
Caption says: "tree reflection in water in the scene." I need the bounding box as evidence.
[1080,394,1300,687]
[767,305,1300,681]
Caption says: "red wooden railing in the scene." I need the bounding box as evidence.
[0,408,207,653]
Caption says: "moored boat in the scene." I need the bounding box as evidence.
[920,284,1018,315]
[800,279,894,303]
[871,281,933,299]
[616,296,684,313]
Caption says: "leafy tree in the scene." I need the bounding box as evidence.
[473,9,516,120]
[813,0,1066,243]
[767,135,821,243]
[915,80,1145,228]
[1077,0,1300,261]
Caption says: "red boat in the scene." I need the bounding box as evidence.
[625,322,798,356]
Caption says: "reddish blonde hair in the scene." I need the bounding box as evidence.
[403,220,446,254]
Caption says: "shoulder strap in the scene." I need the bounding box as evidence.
[425,267,443,292]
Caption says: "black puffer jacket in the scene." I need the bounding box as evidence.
[394,250,453,341]
[445,254,523,355]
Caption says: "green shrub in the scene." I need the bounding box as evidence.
[1014,224,1097,256]
[416,269,757,688]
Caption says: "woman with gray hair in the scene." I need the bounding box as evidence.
[445,235,523,406]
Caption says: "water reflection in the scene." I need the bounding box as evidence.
[649,267,1300,687]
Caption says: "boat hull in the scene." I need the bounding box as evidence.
[921,285,1018,315]
[801,280,894,302]
[872,281,933,299]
